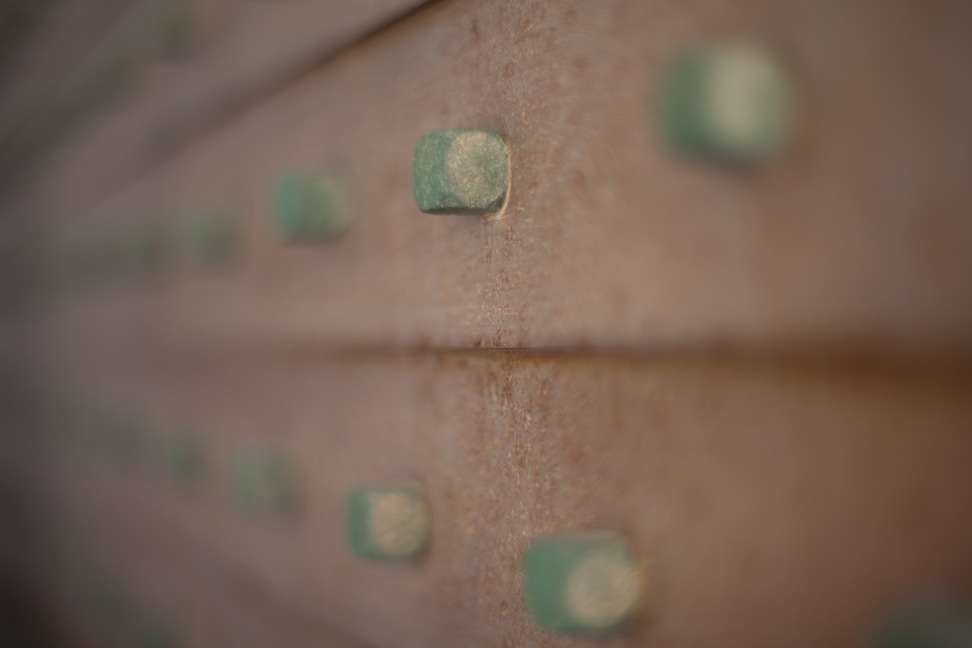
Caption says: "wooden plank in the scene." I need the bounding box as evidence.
[3,351,970,648]
[8,0,972,352]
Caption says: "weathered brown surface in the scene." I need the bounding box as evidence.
[5,0,972,352]
[3,351,970,648]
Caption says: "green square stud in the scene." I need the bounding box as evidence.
[524,532,642,634]
[661,43,793,163]
[413,129,509,216]
[232,452,300,513]
[274,174,351,241]
[348,484,431,560]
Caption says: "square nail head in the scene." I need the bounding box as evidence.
[274,174,351,241]
[413,129,509,216]
[348,485,431,560]
[525,532,642,633]
[661,43,792,162]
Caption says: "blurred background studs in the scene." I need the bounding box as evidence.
[0,53,134,183]
[274,173,352,242]
[117,223,170,279]
[158,435,206,487]
[875,604,972,648]
[232,451,301,513]
[348,484,431,560]
[79,569,134,628]
[660,42,793,164]
[130,614,182,648]
[99,411,147,465]
[1,2,970,646]
[185,212,240,265]
[524,532,642,634]
[413,129,509,216]
[151,0,197,61]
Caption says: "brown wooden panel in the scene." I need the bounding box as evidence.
[8,0,972,354]
[2,3,969,648]
[2,351,970,648]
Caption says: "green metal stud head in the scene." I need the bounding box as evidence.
[524,532,642,634]
[413,129,509,216]
[274,174,351,242]
[232,452,300,513]
[348,484,431,560]
[661,43,793,163]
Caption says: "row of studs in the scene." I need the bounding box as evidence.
[2,42,793,304]
[0,213,238,305]
[2,42,786,638]
[0,0,200,183]
[280,42,794,236]
[349,483,643,634]
[6,384,972,641]
[358,44,779,634]
[4,470,971,646]
[1,380,638,635]
[0,381,206,486]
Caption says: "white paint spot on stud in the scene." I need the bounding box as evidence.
[446,131,507,207]
[565,549,641,628]
[706,44,790,157]
[368,490,430,558]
